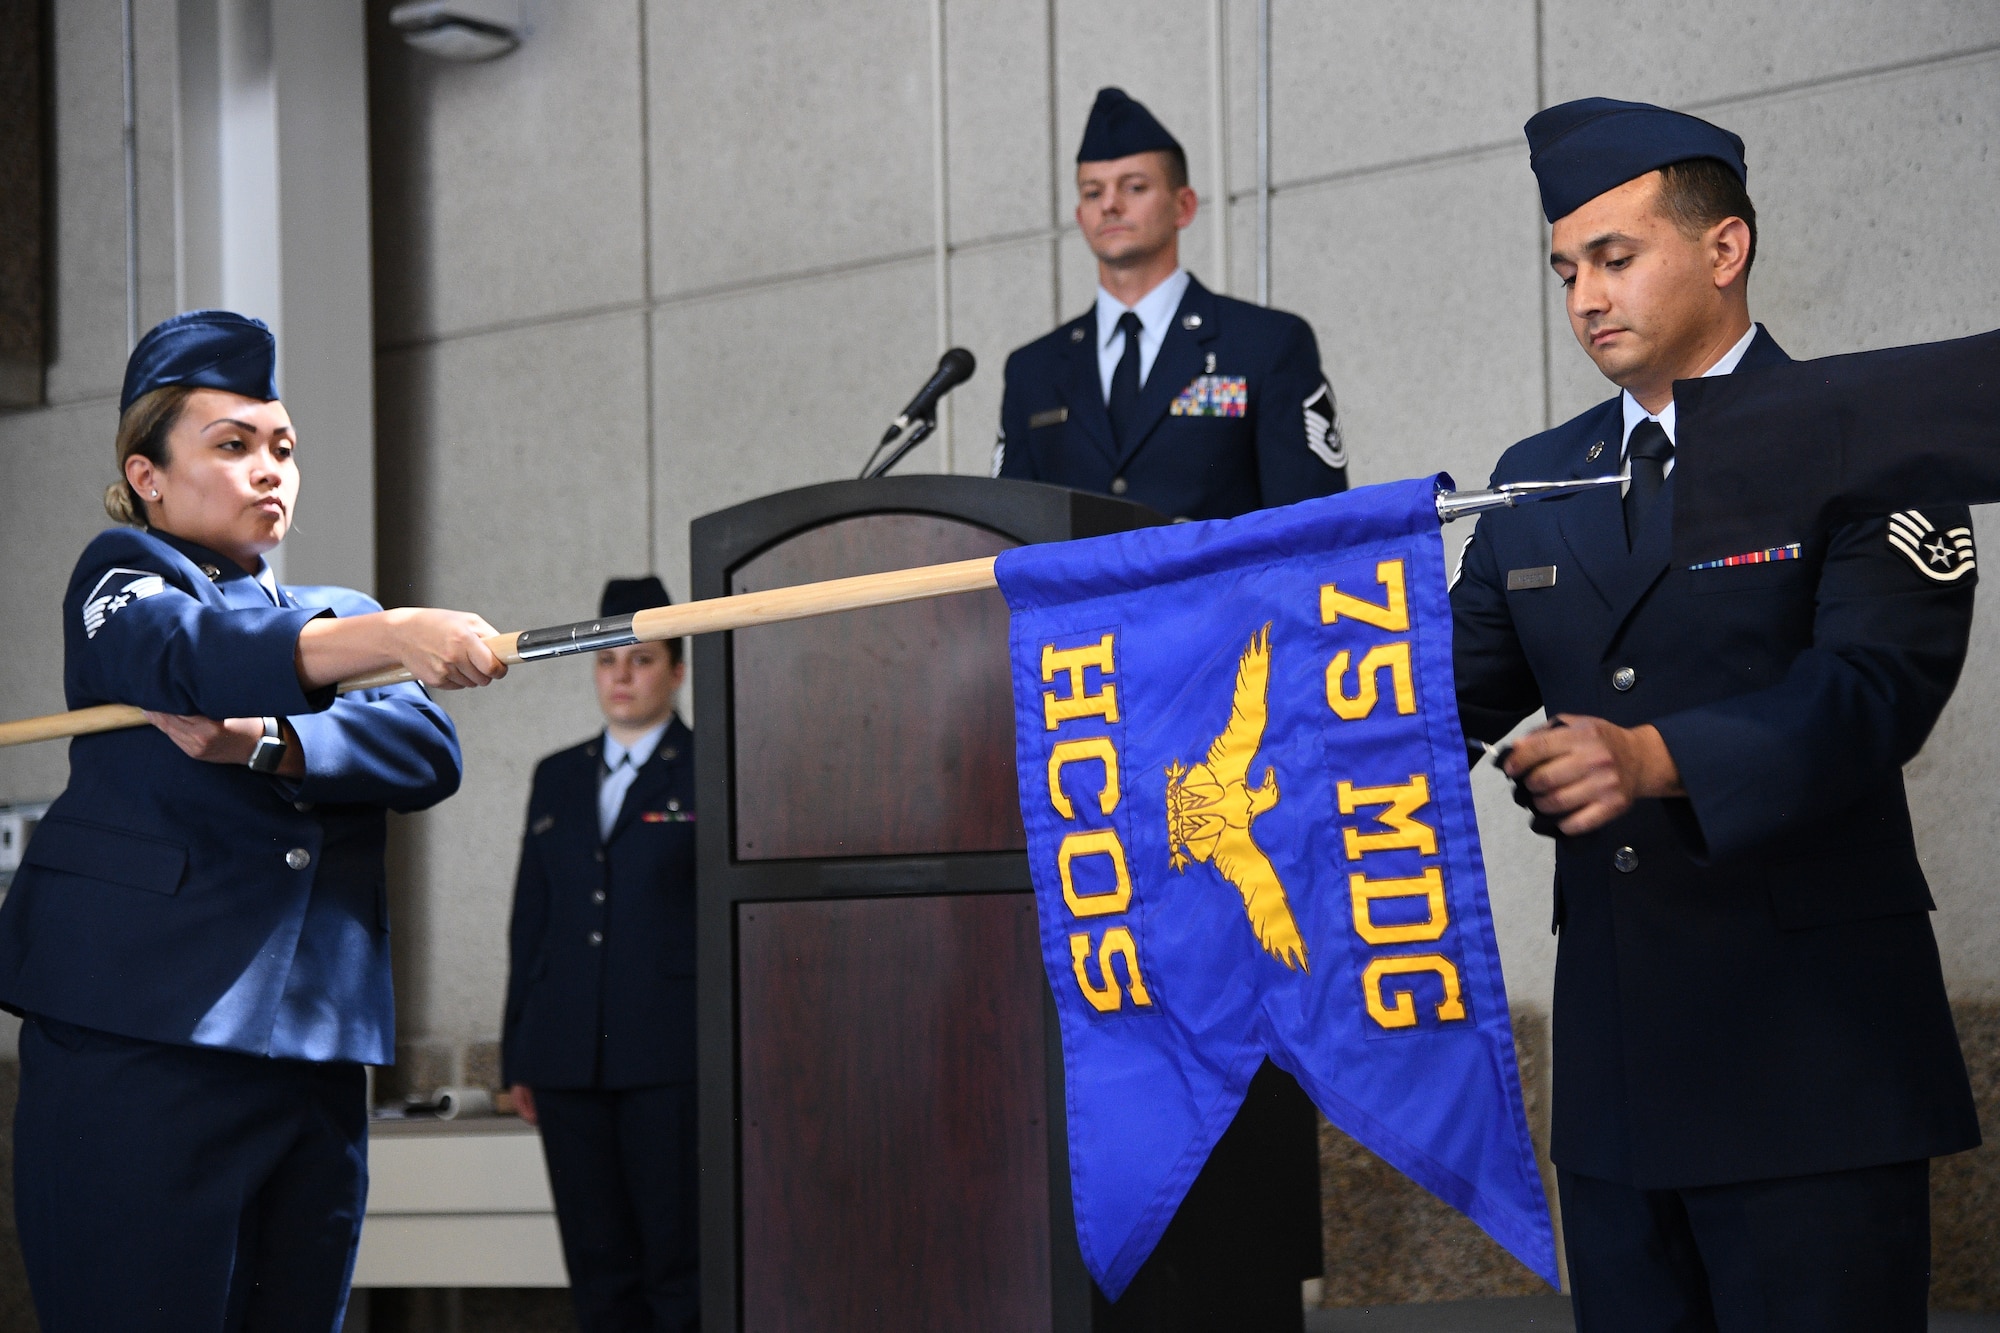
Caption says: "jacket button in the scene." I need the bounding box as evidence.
[1613,846,1638,873]
[587,930,604,946]
[1110,476,1128,495]
[285,848,311,870]
[593,848,605,863]
[1612,666,1637,692]
[592,889,607,905]
[293,800,314,813]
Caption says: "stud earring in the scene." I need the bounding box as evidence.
[150,490,160,499]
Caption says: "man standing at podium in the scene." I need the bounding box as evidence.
[994,86,1350,521]
[503,576,699,1333]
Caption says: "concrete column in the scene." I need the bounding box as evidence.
[175,0,374,592]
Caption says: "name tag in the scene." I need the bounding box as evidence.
[1506,566,1557,591]
[1029,407,1068,429]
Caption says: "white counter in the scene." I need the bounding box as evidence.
[353,1117,567,1288]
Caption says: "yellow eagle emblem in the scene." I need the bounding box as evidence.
[1164,624,1308,971]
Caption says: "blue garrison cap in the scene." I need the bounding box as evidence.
[120,310,279,414]
[600,576,672,619]
[1526,98,1747,223]
[1077,87,1181,164]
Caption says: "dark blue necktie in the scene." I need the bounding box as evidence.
[1107,310,1144,451]
[1624,419,1673,549]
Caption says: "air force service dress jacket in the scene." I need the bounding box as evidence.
[1451,329,1981,1190]
[0,528,463,1065]
[503,717,697,1090]
[996,276,1348,520]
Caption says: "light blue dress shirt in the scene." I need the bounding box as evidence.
[1094,268,1192,401]
[599,720,669,841]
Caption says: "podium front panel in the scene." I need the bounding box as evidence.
[737,892,1049,1331]
[730,512,1023,861]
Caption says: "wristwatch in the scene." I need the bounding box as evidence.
[247,716,288,774]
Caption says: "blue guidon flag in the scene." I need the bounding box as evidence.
[995,476,1558,1298]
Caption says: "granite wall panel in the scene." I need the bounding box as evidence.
[42,0,130,406]
[944,0,1055,247]
[647,259,938,596]
[368,0,648,344]
[1268,0,1538,185]
[644,0,935,296]
[946,237,1060,476]
[1268,150,1546,491]
[1713,54,2000,355]
[133,0,178,336]
[1541,0,2000,110]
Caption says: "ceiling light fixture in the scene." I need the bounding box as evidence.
[388,0,527,62]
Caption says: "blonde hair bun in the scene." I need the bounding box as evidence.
[103,482,143,526]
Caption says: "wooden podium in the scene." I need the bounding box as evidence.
[692,476,1318,1332]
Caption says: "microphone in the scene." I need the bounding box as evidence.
[880,348,976,445]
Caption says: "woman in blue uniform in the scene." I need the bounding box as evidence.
[0,310,507,1331]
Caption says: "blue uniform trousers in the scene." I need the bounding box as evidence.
[14,1015,366,1332]
[535,1083,699,1333]
[1559,1160,1930,1333]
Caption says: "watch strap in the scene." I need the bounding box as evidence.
[247,716,287,774]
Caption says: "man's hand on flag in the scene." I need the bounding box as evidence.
[1501,715,1684,835]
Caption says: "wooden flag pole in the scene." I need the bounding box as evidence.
[0,476,1635,751]
[0,703,155,749]
[0,555,1002,750]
